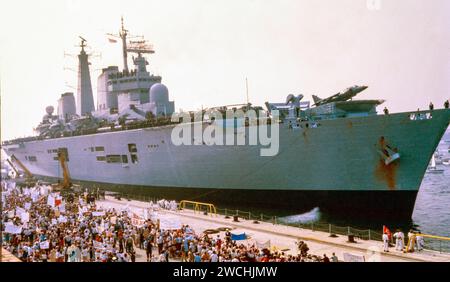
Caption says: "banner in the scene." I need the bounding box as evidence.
[58,215,68,223]
[92,241,104,250]
[92,211,105,217]
[40,241,50,249]
[131,213,145,227]
[5,224,22,234]
[47,195,55,207]
[231,233,247,241]
[21,212,30,223]
[159,216,182,230]
[143,209,149,220]
[7,210,15,218]
[16,207,26,217]
[256,240,271,249]
[31,192,40,202]
[40,186,48,196]
[343,253,365,262]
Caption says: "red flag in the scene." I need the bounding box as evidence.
[55,196,62,207]
[383,225,392,240]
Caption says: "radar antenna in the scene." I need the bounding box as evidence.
[107,17,153,72]
[127,40,155,57]
[78,36,87,51]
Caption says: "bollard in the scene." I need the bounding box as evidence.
[368,229,371,241]
[248,212,251,220]
[311,222,314,231]
[261,214,263,222]
[236,210,239,216]
[348,226,350,235]
[329,224,332,235]
[225,208,228,216]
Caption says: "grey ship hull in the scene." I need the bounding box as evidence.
[3,109,449,220]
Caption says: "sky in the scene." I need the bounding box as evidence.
[1,0,449,140]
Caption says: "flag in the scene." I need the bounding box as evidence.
[108,38,117,43]
[55,196,62,207]
[383,225,392,240]
[47,195,55,207]
[231,233,247,241]
[256,240,271,249]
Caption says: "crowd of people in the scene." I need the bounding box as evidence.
[1,181,340,263]
[382,229,425,253]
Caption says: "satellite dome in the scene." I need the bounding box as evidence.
[45,106,55,115]
[149,83,169,104]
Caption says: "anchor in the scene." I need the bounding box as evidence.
[378,142,400,165]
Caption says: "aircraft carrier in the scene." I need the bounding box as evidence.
[2,19,449,221]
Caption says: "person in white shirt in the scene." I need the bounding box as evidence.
[210,251,219,262]
[331,253,339,262]
[56,249,64,262]
[382,232,390,252]
[394,230,404,251]
[82,247,90,262]
[416,235,424,251]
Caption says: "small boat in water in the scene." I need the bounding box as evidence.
[428,155,444,174]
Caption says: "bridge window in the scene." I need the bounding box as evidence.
[96,156,106,161]
[131,154,138,164]
[122,155,128,163]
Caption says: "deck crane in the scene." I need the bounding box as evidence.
[9,155,35,184]
[5,158,20,177]
[55,149,72,190]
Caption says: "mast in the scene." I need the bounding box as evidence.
[76,36,95,116]
[107,17,154,74]
[120,17,129,73]
[246,77,250,106]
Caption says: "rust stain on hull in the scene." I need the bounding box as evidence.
[375,160,398,190]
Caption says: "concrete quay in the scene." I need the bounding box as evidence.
[1,248,21,262]
[100,196,450,263]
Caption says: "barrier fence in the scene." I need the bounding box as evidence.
[214,207,384,241]
[103,190,449,253]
